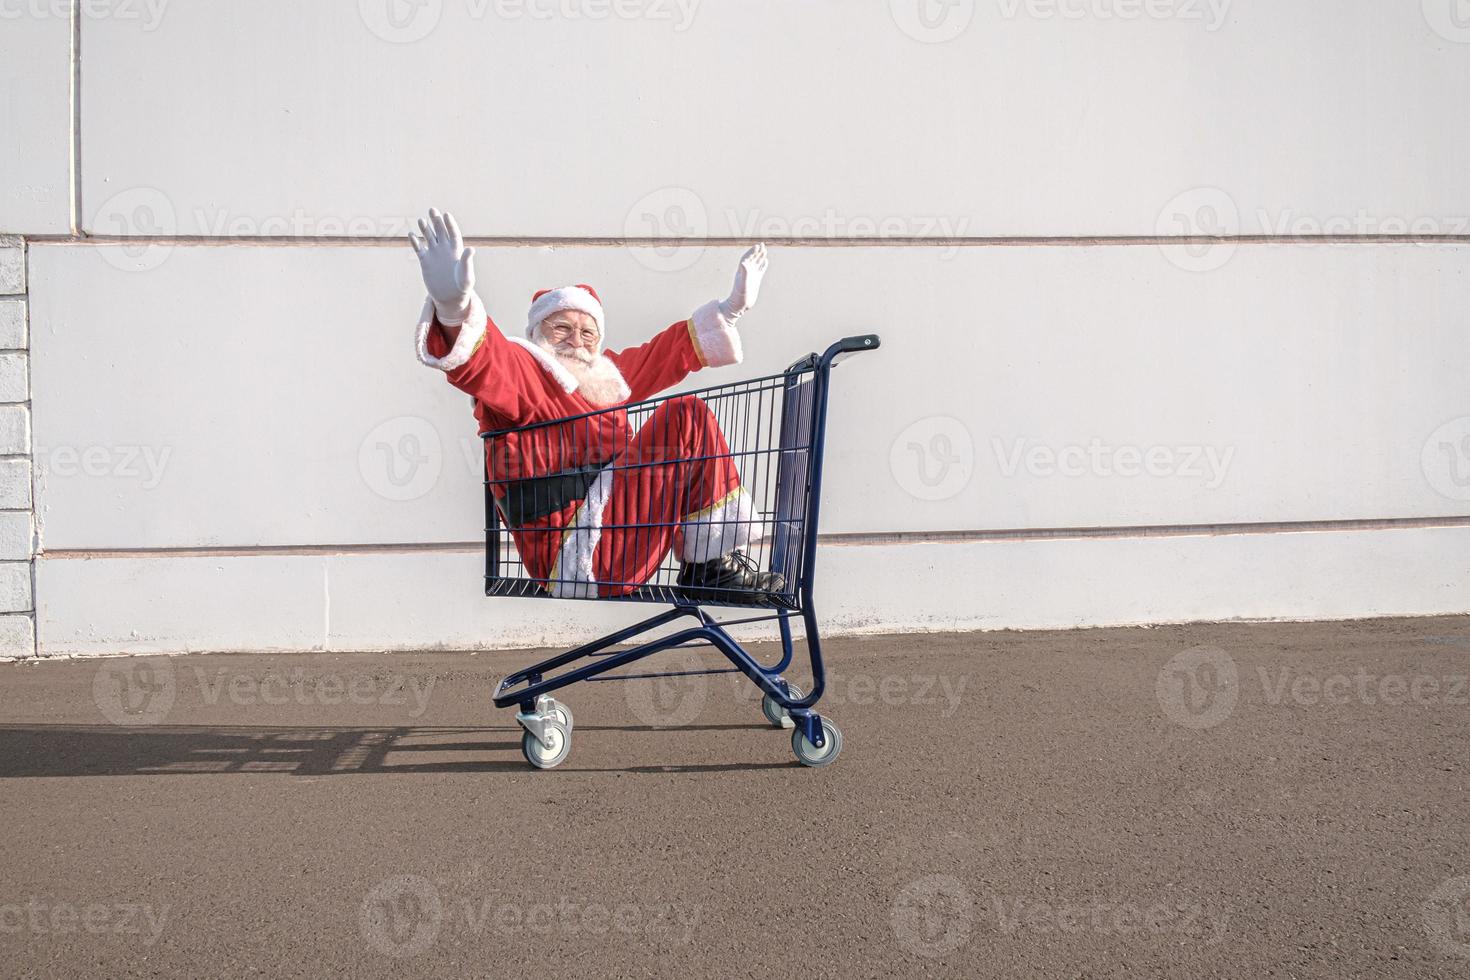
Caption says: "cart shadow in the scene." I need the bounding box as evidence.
[0,723,798,777]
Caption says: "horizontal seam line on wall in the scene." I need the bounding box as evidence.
[36,515,1470,559]
[19,235,1470,247]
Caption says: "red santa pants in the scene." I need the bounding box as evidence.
[572,395,752,597]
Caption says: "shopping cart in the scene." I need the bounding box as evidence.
[485,334,880,768]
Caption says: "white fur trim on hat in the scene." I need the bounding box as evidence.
[527,286,605,342]
[416,292,488,372]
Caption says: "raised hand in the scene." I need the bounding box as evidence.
[408,208,476,326]
[719,243,769,322]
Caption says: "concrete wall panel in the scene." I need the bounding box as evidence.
[0,2,71,234]
[35,524,1470,656]
[28,241,1470,551]
[77,2,1470,239]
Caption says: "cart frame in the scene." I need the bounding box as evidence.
[484,334,880,767]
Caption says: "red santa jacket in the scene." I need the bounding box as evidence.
[416,292,743,594]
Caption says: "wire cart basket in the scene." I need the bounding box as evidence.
[485,334,880,768]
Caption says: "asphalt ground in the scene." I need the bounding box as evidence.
[2,615,1469,978]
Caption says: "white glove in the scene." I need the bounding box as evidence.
[718,243,769,322]
[409,208,476,326]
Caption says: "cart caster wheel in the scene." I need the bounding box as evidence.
[761,683,803,729]
[521,718,572,770]
[792,718,843,768]
[542,698,573,731]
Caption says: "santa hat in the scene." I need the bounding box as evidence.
[527,284,605,342]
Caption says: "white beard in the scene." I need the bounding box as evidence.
[537,338,626,407]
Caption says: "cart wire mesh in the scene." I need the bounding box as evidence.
[482,358,821,610]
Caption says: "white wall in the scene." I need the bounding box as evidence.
[5,0,1470,655]
[72,1,1470,237]
[0,5,70,234]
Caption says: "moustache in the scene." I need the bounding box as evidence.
[552,344,595,364]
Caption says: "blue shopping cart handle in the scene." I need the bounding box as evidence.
[820,334,881,367]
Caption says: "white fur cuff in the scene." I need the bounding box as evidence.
[678,487,754,564]
[415,292,488,372]
[687,299,744,369]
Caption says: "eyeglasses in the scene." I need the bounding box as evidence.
[544,322,599,344]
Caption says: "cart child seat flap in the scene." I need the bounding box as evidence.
[770,372,817,581]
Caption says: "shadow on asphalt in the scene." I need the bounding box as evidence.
[0,724,797,777]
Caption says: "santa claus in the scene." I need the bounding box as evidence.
[410,207,784,603]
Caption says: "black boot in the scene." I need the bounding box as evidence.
[677,550,786,604]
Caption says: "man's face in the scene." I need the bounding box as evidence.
[537,310,600,362]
